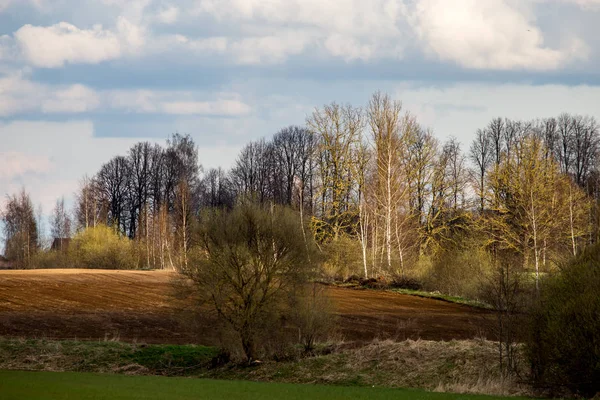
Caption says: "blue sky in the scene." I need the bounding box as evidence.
[1,0,600,219]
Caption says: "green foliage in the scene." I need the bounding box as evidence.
[527,244,600,397]
[71,225,138,269]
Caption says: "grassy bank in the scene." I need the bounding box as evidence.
[0,337,529,396]
[0,339,220,375]
[387,288,493,310]
[327,281,493,310]
[0,370,532,400]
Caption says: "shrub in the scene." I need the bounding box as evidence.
[389,276,423,291]
[30,250,73,269]
[71,225,138,269]
[321,236,363,279]
[527,244,600,397]
[423,247,491,299]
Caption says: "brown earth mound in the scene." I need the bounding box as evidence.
[0,269,493,344]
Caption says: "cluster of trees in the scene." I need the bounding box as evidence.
[1,190,39,268]
[73,134,200,270]
[2,91,599,393]
[2,93,599,282]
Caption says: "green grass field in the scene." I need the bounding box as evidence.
[0,370,530,400]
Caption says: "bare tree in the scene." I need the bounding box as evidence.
[183,203,317,362]
[1,189,39,267]
[307,102,363,241]
[50,197,72,250]
[470,129,492,212]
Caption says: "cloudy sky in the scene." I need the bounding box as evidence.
[1,0,600,219]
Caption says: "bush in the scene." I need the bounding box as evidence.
[321,236,363,279]
[423,248,491,299]
[527,244,600,397]
[71,225,138,269]
[389,276,423,291]
[30,250,73,269]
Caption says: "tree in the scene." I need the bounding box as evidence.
[50,197,72,250]
[174,179,193,269]
[183,203,317,362]
[368,92,404,272]
[272,126,316,208]
[307,102,363,241]
[200,167,234,209]
[485,135,589,292]
[405,125,438,253]
[75,175,101,231]
[230,139,273,203]
[1,189,39,267]
[96,156,130,233]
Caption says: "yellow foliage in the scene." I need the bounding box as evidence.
[71,225,138,269]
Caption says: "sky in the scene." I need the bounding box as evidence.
[1,0,600,223]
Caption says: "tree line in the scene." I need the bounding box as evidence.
[2,92,598,284]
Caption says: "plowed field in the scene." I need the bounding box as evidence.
[0,270,493,344]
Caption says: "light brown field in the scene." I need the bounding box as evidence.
[0,269,493,344]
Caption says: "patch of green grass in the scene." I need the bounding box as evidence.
[0,337,220,375]
[327,281,493,309]
[0,370,532,400]
[128,344,221,375]
[388,289,493,310]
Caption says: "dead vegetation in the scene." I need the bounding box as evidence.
[0,337,530,397]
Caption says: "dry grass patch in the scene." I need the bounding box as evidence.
[0,337,531,396]
[205,339,530,396]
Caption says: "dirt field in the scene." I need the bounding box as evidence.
[0,269,493,344]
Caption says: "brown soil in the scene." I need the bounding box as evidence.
[0,269,493,345]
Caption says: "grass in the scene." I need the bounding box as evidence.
[387,288,493,310]
[0,370,532,400]
[0,338,220,375]
[0,337,530,396]
[328,280,493,310]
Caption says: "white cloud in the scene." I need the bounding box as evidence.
[161,99,251,115]
[116,16,145,51]
[2,0,596,70]
[0,72,251,117]
[14,22,121,68]
[0,71,100,116]
[106,89,252,116]
[410,0,588,70]
[193,0,409,63]
[100,0,151,25]
[0,152,53,180]
[107,89,158,113]
[41,84,101,113]
[9,17,146,68]
[155,5,179,24]
[231,32,312,65]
